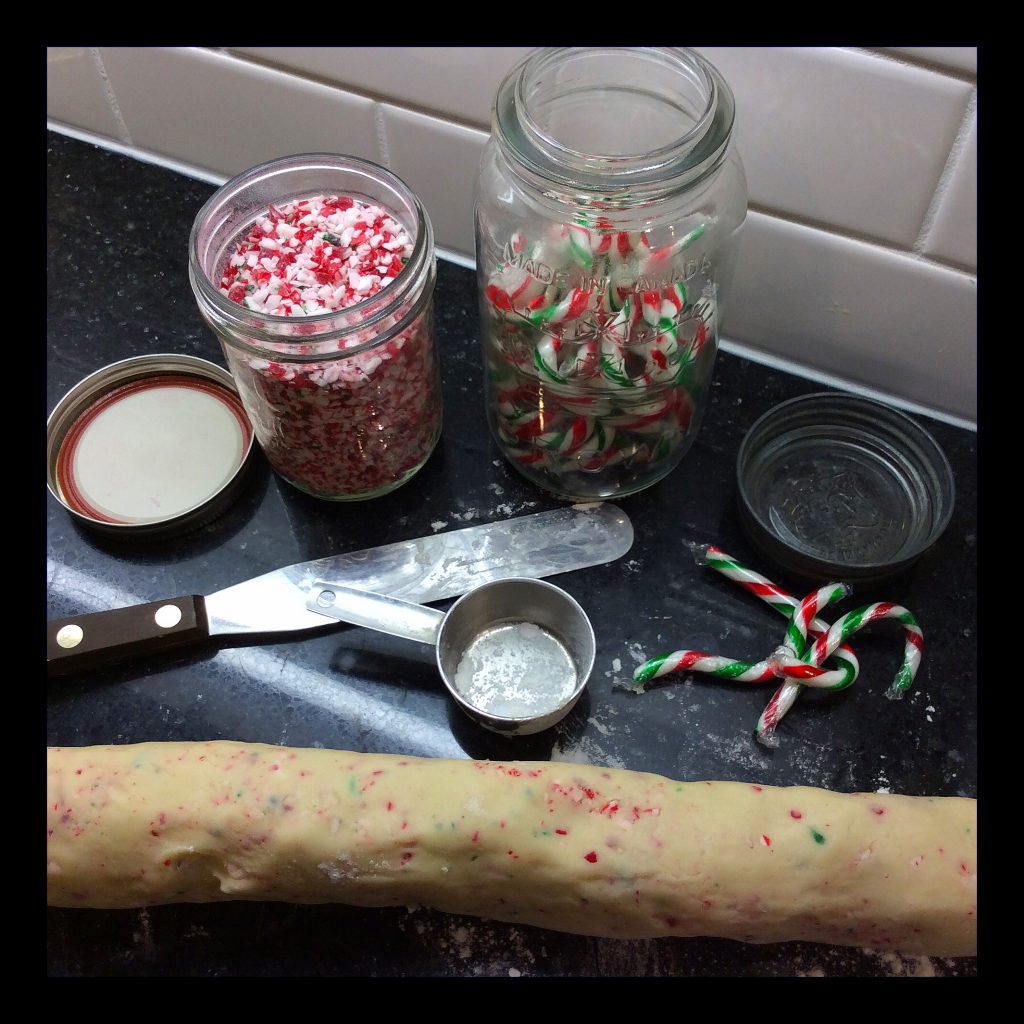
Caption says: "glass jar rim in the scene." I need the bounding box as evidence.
[494,47,736,196]
[188,153,434,351]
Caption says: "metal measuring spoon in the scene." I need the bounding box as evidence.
[306,577,595,735]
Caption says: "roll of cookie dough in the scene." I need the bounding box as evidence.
[47,742,976,956]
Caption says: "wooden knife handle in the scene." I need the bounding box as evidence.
[47,596,208,679]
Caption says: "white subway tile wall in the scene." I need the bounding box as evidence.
[46,48,123,141]
[379,105,488,262]
[98,48,380,177]
[230,47,533,128]
[882,47,978,75]
[728,212,977,418]
[922,109,977,268]
[46,46,978,424]
[698,47,972,247]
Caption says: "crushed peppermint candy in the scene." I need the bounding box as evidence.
[218,193,441,499]
[219,195,413,316]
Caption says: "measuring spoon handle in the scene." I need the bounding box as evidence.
[306,582,446,645]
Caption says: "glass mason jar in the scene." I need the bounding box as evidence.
[190,154,442,501]
[475,47,747,500]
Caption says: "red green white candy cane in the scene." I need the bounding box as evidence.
[701,546,921,745]
[632,582,859,691]
[527,286,597,328]
[531,333,600,384]
[753,583,862,749]
[633,543,923,747]
[532,332,565,384]
[567,220,617,271]
[485,265,553,317]
[535,415,598,456]
[684,543,852,746]
[695,544,844,638]
[757,602,923,746]
[770,602,923,700]
[639,222,707,276]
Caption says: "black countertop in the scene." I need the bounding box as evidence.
[46,132,978,978]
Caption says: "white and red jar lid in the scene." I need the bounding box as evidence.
[47,354,256,539]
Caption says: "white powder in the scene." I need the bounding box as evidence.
[453,621,577,718]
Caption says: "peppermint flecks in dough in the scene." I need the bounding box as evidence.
[47,741,976,957]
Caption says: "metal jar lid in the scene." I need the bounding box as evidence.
[47,354,255,539]
[735,392,955,583]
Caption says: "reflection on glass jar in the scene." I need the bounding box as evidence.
[476,47,747,500]
[190,155,442,501]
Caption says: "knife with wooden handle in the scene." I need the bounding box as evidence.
[47,503,632,678]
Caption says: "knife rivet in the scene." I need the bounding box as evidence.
[316,589,336,608]
[155,604,183,628]
[56,624,84,649]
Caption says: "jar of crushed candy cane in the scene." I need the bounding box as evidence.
[189,154,442,500]
[475,48,747,499]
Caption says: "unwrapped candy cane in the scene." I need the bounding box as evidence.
[770,602,923,700]
[633,583,857,690]
[632,545,920,748]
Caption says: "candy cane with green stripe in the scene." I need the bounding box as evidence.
[632,583,856,691]
[559,337,600,380]
[671,313,711,387]
[535,415,596,456]
[597,297,640,388]
[532,333,566,384]
[640,283,687,328]
[568,219,616,272]
[692,545,862,746]
[639,222,707,276]
[771,602,923,700]
[527,286,596,327]
[782,581,850,660]
[485,264,552,316]
[757,597,920,747]
[644,331,682,382]
[633,650,783,686]
[694,544,831,629]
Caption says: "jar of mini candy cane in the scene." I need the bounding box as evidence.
[475,48,747,499]
[189,154,442,501]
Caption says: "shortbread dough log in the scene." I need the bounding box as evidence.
[47,741,977,956]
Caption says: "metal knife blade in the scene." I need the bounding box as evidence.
[47,503,633,678]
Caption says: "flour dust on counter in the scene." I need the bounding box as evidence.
[549,723,630,771]
[790,948,952,978]
[399,911,540,977]
[385,903,967,977]
[131,907,156,958]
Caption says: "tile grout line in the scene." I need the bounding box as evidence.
[89,48,132,147]
[852,46,977,85]
[374,104,392,169]
[912,89,977,257]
